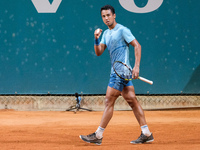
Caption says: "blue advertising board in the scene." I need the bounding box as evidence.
[0,0,199,94]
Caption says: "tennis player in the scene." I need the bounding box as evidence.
[80,5,154,145]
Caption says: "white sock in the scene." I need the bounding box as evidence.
[141,125,151,136]
[95,126,105,139]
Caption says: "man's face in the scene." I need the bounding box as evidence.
[101,9,116,27]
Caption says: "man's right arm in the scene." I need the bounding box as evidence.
[94,29,106,56]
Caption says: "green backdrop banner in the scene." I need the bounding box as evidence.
[0,0,199,94]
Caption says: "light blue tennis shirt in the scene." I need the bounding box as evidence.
[100,23,135,75]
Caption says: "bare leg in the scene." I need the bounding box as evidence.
[79,85,153,145]
[121,86,147,126]
[99,86,121,128]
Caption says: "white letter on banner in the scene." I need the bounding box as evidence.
[119,0,163,13]
[31,0,62,13]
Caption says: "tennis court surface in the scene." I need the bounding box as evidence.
[0,109,199,150]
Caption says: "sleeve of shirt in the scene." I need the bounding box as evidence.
[122,27,135,44]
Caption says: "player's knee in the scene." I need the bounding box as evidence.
[126,96,137,108]
[104,96,115,107]
[125,94,137,101]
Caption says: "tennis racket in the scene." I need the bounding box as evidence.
[113,61,153,85]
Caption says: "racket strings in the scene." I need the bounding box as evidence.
[113,62,132,80]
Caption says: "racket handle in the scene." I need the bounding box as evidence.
[138,76,153,85]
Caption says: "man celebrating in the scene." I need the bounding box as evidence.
[80,5,154,145]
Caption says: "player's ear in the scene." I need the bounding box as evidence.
[114,13,116,19]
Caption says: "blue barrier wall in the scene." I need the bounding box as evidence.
[0,0,199,94]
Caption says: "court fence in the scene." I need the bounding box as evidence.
[0,94,200,111]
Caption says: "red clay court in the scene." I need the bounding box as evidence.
[0,109,199,150]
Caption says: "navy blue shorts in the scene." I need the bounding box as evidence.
[108,73,133,92]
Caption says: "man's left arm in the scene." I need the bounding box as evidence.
[129,39,141,79]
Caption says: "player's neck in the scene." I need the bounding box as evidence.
[108,21,117,30]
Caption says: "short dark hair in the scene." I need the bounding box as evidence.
[100,5,115,14]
